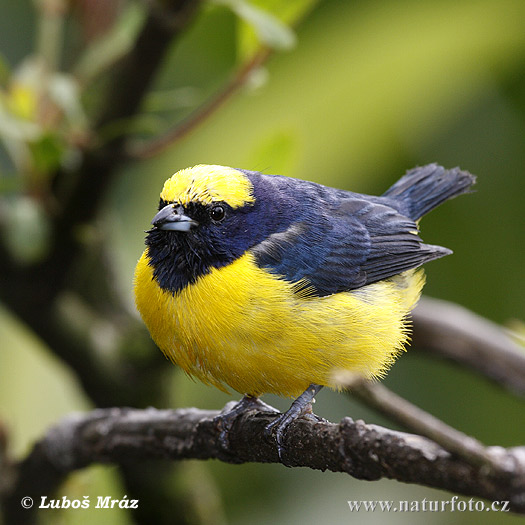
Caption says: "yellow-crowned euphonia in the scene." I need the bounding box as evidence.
[134,163,475,454]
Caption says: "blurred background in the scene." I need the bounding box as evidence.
[1,0,525,523]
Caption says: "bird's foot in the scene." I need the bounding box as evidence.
[265,384,324,462]
[214,395,279,450]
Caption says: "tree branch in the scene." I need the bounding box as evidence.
[0,0,200,410]
[40,0,201,304]
[7,3,523,523]
[2,405,525,524]
[342,374,514,472]
[412,297,525,395]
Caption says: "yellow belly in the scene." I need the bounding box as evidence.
[134,250,424,397]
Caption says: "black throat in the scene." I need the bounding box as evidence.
[145,202,248,294]
[147,225,233,294]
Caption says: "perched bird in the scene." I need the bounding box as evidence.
[134,163,475,454]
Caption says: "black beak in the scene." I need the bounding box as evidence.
[151,204,199,232]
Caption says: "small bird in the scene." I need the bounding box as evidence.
[134,163,475,455]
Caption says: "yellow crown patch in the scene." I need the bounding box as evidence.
[160,165,255,209]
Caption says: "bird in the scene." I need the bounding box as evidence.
[134,163,475,456]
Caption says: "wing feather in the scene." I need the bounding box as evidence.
[251,196,449,297]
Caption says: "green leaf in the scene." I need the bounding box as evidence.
[48,73,87,130]
[234,1,296,50]
[245,0,318,27]
[28,132,64,175]
[213,0,296,51]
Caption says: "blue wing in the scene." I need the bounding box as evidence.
[250,194,448,297]
[243,165,472,297]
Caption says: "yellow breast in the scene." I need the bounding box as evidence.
[134,250,424,397]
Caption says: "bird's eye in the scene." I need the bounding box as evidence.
[210,205,226,222]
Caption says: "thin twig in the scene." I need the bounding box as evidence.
[412,297,525,395]
[128,48,270,159]
[340,373,512,472]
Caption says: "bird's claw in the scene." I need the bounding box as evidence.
[214,395,279,450]
[264,413,290,461]
[264,383,324,462]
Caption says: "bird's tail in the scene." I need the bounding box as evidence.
[382,163,476,221]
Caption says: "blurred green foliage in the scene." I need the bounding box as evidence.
[1,0,525,523]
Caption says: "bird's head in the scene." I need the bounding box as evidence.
[151,164,255,232]
[144,165,288,294]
